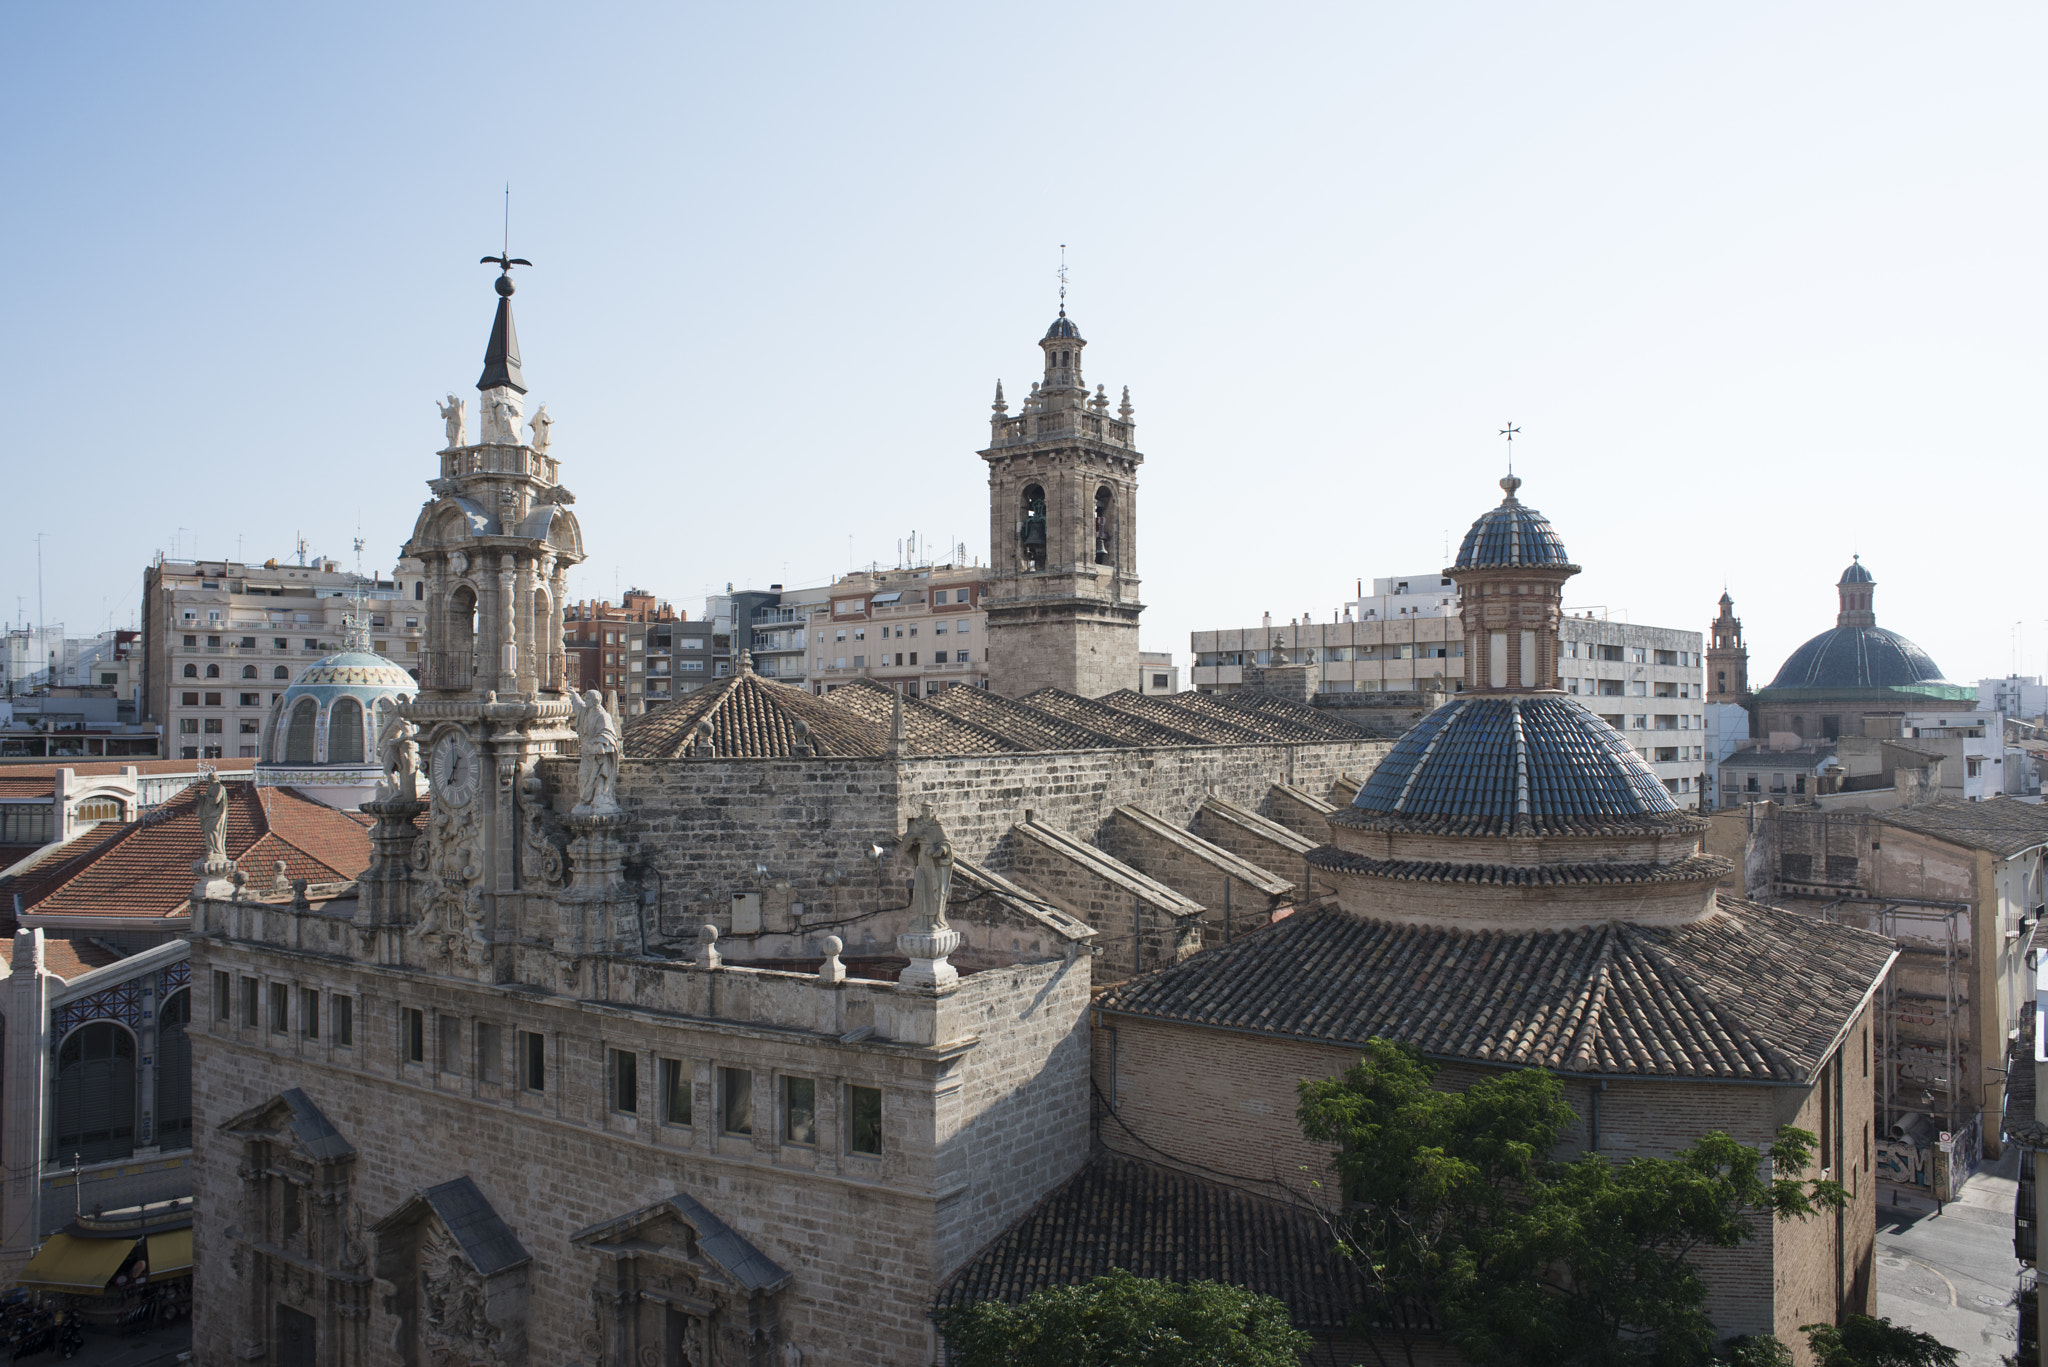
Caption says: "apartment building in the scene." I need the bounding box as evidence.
[811,565,990,697]
[140,556,425,761]
[1138,651,1180,695]
[1192,574,1708,798]
[565,590,681,717]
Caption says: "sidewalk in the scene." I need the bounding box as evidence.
[48,1320,190,1367]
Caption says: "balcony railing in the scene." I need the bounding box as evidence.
[420,648,476,690]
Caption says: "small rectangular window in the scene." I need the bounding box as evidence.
[783,1076,816,1146]
[721,1067,753,1135]
[439,1016,462,1074]
[212,970,231,1021]
[611,1049,639,1114]
[477,1022,502,1084]
[333,994,353,1047]
[521,1031,546,1092]
[661,1058,692,1125]
[849,1085,883,1156]
[300,986,319,1040]
[402,1008,425,1064]
[269,982,289,1034]
[240,977,259,1027]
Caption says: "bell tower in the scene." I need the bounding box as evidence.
[1708,591,1748,704]
[980,308,1144,698]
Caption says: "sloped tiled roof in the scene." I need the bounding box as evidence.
[1095,899,1894,1084]
[1875,797,2048,858]
[0,782,371,923]
[1203,691,1394,741]
[41,937,126,980]
[826,680,1021,755]
[924,688,1125,751]
[934,1151,1378,1333]
[1098,691,1279,744]
[1022,690,1212,747]
[623,670,884,759]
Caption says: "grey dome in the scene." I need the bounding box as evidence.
[1454,477,1572,571]
[1042,313,1082,340]
[1349,695,1681,835]
[1765,627,1945,691]
[1838,557,1874,586]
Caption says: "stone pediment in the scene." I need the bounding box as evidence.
[374,1177,531,1367]
[218,1087,355,1164]
[570,1193,790,1299]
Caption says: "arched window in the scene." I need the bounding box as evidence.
[274,665,290,680]
[242,665,258,679]
[328,697,365,764]
[445,585,478,687]
[285,697,319,763]
[1020,485,1047,572]
[204,664,220,679]
[53,1022,136,1163]
[1094,485,1114,566]
[414,581,424,600]
[156,990,192,1149]
[183,664,198,678]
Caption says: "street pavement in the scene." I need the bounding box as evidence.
[1876,1146,2024,1365]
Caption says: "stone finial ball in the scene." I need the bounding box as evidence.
[495,274,515,297]
[702,924,719,943]
[825,936,844,955]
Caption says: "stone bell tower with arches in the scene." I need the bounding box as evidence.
[356,259,630,986]
[979,306,1144,698]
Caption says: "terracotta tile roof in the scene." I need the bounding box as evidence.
[1874,797,2048,858]
[924,688,1125,751]
[1097,691,1279,744]
[40,937,127,980]
[933,1151,1377,1333]
[1021,690,1212,747]
[823,680,1021,756]
[1095,898,1894,1084]
[0,782,371,923]
[1304,847,1733,887]
[624,671,885,759]
[1201,691,1394,740]
[0,754,260,795]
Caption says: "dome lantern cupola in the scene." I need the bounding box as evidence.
[1039,311,1086,397]
[1836,556,1876,628]
[1448,475,1580,694]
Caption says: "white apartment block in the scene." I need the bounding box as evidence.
[1193,578,1708,799]
[141,556,426,761]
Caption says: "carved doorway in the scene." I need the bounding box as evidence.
[277,1305,317,1367]
[663,1307,703,1367]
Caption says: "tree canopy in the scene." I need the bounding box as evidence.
[1296,1038,1846,1367]
[933,1268,1312,1367]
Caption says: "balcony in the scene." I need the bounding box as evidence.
[752,607,806,626]
[419,649,476,690]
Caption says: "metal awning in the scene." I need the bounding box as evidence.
[17,1234,138,1295]
[145,1229,192,1281]
[870,592,903,605]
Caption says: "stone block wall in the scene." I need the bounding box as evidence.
[1265,783,1336,843]
[190,908,1092,1367]
[1101,806,1293,934]
[1195,796,1315,887]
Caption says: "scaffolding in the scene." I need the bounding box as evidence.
[1812,896,1979,1197]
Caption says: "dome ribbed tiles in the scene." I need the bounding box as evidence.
[1453,497,1572,570]
[1765,625,1946,691]
[1350,695,1680,834]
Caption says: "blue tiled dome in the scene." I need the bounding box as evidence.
[1454,477,1572,570]
[1765,627,1945,691]
[1838,557,1874,585]
[1043,313,1082,340]
[1350,695,1681,834]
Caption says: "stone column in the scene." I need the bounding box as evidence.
[357,800,424,966]
[560,812,636,961]
[497,554,519,693]
[0,931,51,1276]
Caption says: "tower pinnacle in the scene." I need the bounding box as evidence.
[477,254,530,394]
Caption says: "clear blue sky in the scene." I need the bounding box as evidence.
[4,5,2042,683]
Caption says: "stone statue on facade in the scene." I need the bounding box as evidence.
[374,714,423,804]
[527,404,552,453]
[901,801,953,933]
[196,775,230,867]
[568,689,623,815]
[437,395,467,449]
[484,395,522,445]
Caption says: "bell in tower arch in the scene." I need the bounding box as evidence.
[1020,485,1047,571]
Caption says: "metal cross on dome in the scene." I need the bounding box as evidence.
[1499,422,1521,474]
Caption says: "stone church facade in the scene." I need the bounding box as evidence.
[189,274,1395,1367]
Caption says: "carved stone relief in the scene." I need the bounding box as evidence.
[421,1224,501,1367]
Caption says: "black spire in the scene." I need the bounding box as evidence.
[477,256,529,394]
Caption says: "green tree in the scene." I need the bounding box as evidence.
[933,1268,1313,1367]
[1800,1316,1959,1367]
[1296,1039,1845,1367]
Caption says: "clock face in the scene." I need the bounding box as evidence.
[431,731,478,807]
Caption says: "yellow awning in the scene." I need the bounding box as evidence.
[144,1229,191,1281]
[17,1234,136,1295]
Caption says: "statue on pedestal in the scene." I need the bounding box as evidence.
[196,776,230,868]
[901,801,953,933]
[374,714,422,804]
[568,689,622,815]
[528,404,552,453]
[437,395,467,449]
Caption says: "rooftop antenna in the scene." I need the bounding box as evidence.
[295,534,308,568]
[1057,244,1069,317]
